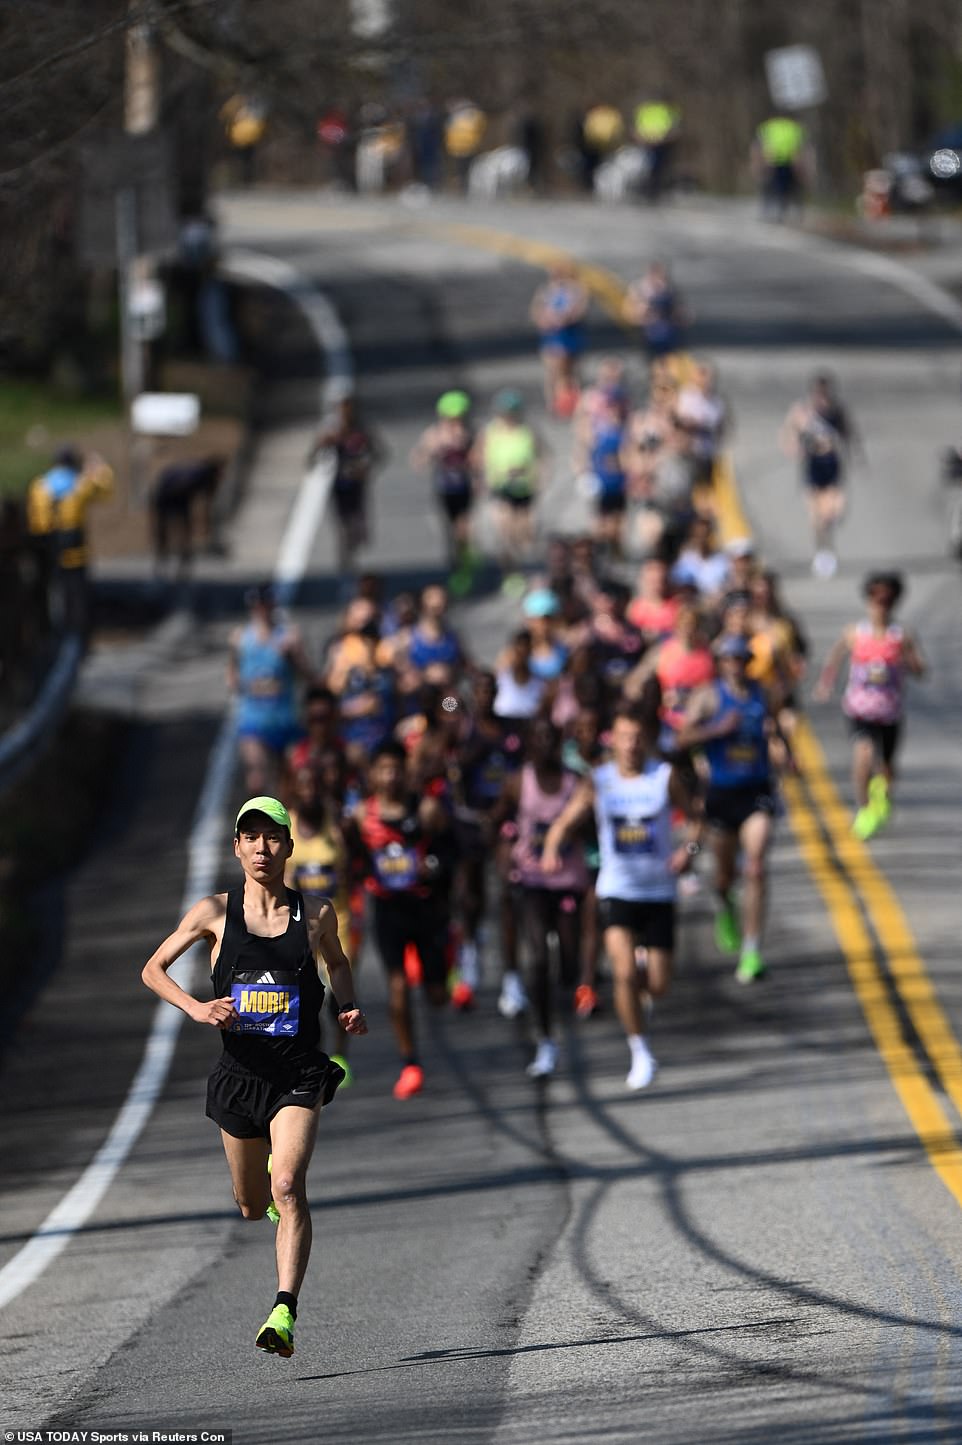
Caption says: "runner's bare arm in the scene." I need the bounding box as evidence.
[779,405,803,459]
[903,631,927,678]
[141,894,234,1026]
[668,766,703,873]
[487,771,521,833]
[309,899,367,1035]
[675,683,734,747]
[541,778,594,872]
[281,624,315,680]
[813,626,854,700]
[622,646,657,700]
[409,426,435,471]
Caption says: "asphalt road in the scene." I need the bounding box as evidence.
[2,192,962,1444]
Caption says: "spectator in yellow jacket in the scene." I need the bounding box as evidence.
[27,446,114,632]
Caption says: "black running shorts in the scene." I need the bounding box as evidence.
[848,717,900,765]
[598,897,675,949]
[206,1051,344,1140]
[371,893,449,984]
[438,490,472,522]
[705,782,776,835]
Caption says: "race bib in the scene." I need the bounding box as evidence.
[296,863,338,895]
[247,675,283,698]
[478,753,506,796]
[374,842,419,890]
[612,815,655,855]
[229,982,300,1036]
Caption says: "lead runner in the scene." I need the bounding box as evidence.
[142,796,367,1358]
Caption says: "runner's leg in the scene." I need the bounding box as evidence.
[220,1131,271,1220]
[521,888,553,1038]
[739,809,773,949]
[606,924,643,1037]
[373,898,417,1060]
[852,732,875,809]
[268,1103,322,1297]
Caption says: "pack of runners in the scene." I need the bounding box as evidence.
[143,260,925,1360]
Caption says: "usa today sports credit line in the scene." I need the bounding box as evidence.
[6,1431,231,1443]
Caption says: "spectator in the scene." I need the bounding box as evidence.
[26,445,114,635]
[150,455,225,576]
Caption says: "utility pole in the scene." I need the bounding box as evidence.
[118,0,160,407]
[119,1,161,501]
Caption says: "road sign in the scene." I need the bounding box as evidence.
[78,132,178,267]
[131,393,200,436]
[765,45,827,112]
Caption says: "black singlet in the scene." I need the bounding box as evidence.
[211,886,325,1071]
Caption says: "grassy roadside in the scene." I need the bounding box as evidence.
[0,380,123,498]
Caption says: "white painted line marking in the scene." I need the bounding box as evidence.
[0,251,352,1310]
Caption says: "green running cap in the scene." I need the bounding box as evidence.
[437,389,471,418]
[235,796,292,835]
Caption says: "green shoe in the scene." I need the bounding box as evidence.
[868,775,892,825]
[735,948,766,984]
[266,1153,280,1225]
[714,904,741,955]
[501,572,526,599]
[852,804,882,841]
[449,567,473,597]
[255,1303,295,1357]
[330,1052,354,1088]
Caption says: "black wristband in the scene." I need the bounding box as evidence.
[337,1000,358,1015]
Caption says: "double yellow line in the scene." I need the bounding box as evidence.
[714,465,962,1208]
[424,216,962,1209]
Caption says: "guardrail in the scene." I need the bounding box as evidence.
[0,632,84,794]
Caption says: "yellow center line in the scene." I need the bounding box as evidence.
[710,375,962,1203]
[417,220,631,326]
[421,213,962,1202]
[782,774,962,1205]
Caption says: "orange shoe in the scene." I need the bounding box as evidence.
[450,980,476,1011]
[403,943,423,986]
[574,984,599,1019]
[554,383,580,418]
[393,1063,424,1100]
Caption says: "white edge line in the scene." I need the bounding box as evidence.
[0,249,351,1310]
[714,210,962,337]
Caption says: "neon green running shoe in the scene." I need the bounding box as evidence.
[266,1153,280,1225]
[330,1052,354,1088]
[255,1303,295,1357]
[868,774,891,825]
[714,904,740,955]
[852,804,881,841]
[735,948,766,984]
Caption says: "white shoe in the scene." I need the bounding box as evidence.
[458,940,480,990]
[812,549,837,579]
[498,972,528,1019]
[626,1041,658,1091]
[526,1039,558,1078]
